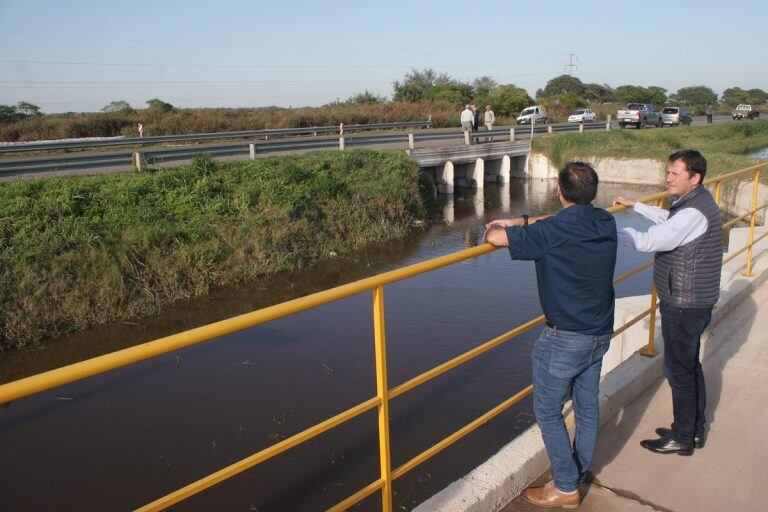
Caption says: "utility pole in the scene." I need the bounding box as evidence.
[564,53,578,76]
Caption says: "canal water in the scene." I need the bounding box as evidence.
[0,180,663,511]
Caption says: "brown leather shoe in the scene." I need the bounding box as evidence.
[521,480,580,509]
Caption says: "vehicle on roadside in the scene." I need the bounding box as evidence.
[568,109,597,123]
[617,103,662,129]
[732,104,760,120]
[661,106,692,127]
[516,105,548,125]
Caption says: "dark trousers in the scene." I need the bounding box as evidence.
[659,302,712,443]
[706,114,713,124]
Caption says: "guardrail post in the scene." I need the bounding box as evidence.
[547,124,553,134]
[339,137,345,151]
[606,115,611,131]
[579,123,584,134]
[742,169,761,277]
[408,132,415,150]
[248,143,256,160]
[372,286,393,512]
[509,127,515,142]
[530,117,535,139]
[132,152,143,172]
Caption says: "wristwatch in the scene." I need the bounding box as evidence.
[522,214,529,226]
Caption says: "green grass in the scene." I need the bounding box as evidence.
[533,120,768,177]
[0,149,427,349]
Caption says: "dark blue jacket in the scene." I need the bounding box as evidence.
[505,204,617,335]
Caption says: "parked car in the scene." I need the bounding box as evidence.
[568,109,597,123]
[661,106,692,126]
[516,105,548,125]
[732,104,760,120]
[617,103,662,129]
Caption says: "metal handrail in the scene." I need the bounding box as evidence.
[0,163,765,512]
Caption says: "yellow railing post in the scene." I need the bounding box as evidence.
[715,181,722,206]
[372,286,393,512]
[742,169,761,277]
[640,283,658,357]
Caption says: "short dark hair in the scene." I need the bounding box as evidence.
[558,162,599,205]
[668,149,707,181]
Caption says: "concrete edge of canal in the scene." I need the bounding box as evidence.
[414,226,768,512]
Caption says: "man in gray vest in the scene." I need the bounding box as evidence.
[614,149,722,455]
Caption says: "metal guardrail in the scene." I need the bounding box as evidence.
[0,120,433,154]
[0,121,609,176]
[0,161,765,510]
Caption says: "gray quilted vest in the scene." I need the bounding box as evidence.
[653,185,723,308]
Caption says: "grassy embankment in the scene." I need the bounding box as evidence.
[0,149,428,350]
[533,120,768,179]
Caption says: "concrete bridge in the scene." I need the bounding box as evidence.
[410,141,531,194]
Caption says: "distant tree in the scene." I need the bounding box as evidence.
[393,68,455,102]
[721,87,748,106]
[616,85,667,105]
[583,83,617,103]
[146,98,174,113]
[472,76,499,97]
[668,86,717,107]
[101,100,135,113]
[0,102,43,123]
[0,105,22,123]
[347,91,386,105]
[16,101,42,116]
[422,83,473,105]
[485,84,534,116]
[745,88,768,105]
[541,75,586,98]
[559,92,588,110]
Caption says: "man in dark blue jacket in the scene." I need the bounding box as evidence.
[485,162,617,508]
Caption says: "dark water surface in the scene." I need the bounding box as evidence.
[0,180,662,511]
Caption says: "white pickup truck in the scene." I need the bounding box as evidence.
[617,103,662,129]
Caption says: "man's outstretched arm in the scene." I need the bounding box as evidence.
[483,215,552,247]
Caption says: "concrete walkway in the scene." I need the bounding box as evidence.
[503,279,768,512]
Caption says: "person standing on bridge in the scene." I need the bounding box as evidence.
[614,149,722,456]
[485,162,617,508]
[484,105,495,142]
[461,104,474,143]
[706,104,714,124]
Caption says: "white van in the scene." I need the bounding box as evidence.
[516,105,548,125]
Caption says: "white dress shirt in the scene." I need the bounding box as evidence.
[460,109,473,123]
[618,200,708,252]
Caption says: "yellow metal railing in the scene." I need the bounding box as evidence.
[0,163,766,512]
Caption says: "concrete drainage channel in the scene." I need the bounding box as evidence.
[414,228,768,512]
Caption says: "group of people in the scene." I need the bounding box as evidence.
[461,104,495,142]
[483,149,721,508]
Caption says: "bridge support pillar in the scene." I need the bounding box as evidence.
[471,158,485,189]
[443,196,455,224]
[500,155,511,183]
[438,160,454,194]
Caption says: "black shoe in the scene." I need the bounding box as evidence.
[655,427,705,448]
[640,434,693,455]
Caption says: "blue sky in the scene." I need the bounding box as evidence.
[1,0,766,113]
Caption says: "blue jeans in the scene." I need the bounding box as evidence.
[531,326,611,493]
[660,302,712,443]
